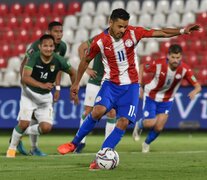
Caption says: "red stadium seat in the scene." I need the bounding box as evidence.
[160,41,171,54]
[6,16,19,29]
[67,1,81,15]
[31,28,44,41]
[196,12,207,25]
[10,3,23,16]
[197,68,207,85]
[52,2,66,16]
[21,16,33,30]
[38,2,51,15]
[0,3,9,16]
[187,39,203,52]
[2,29,15,42]
[170,38,187,52]
[50,16,63,23]
[34,16,48,29]
[183,52,199,67]
[0,16,5,28]
[18,29,30,43]
[12,43,27,56]
[24,2,37,16]
[2,44,11,58]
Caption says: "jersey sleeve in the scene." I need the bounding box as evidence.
[184,67,198,86]
[25,40,40,58]
[59,57,71,73]
[24,55,36,70]
[134,27,154,41]
[86,36,101,60]
[143,60,156,73]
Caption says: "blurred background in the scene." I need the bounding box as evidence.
[0,0,206,130]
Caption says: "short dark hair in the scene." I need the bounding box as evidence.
[110,8,130,21]
[168,44,183,54]
[39,34,55,44]
[48,21,62,30]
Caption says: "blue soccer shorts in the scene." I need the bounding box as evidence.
[94,81,140,123]
[142,96,174,119]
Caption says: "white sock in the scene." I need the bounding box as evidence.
[105,121,116,139]
[9,128,23,150]
[24,124,41,135]
[29,119,39,149]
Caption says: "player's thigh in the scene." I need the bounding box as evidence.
[34,93,53,125]
[18,90,36,122]
[84,83,100,107]
[116,84,139,123]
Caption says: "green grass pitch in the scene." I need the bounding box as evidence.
[0,131,207,180]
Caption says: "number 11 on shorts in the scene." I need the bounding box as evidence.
[128,105,135,117]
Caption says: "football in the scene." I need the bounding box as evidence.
[96,148,119,170]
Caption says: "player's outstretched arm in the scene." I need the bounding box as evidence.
[152,24,200,38]
[188,82,202,100]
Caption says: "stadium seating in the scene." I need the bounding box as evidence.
[92,15,107,29]
[63,15,78,30]
[152,13,166,28]
[67,1,81,15]
[184,0,199,13]
[170,0,184,14]
[78,15,93,29]
[126,0,140,15]
[79,1,96,15]
[156,0,170,14]
[181,12,196,26]
[199,0,207,12]
[96,1,110,15]
[24,2,37,16]
[111,1,125,11]
[141,0,155,14]
[38,2,51,15]
[52,2,66,16]
[0,3,9,16]
[10,3,23,16]
[166,12,180,27]
[138,13,152,28]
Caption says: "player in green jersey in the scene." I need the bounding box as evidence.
[75,38,116,153]
[6,34,77,158]
[17,21,68,156]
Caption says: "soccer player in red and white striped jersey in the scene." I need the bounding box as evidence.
[58,9,200,169]
[135,44,201,153]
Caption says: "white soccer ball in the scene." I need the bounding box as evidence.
[96,148,119,170]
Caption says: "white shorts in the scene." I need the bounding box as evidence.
[18,87,53,124]
[84,83,100,107]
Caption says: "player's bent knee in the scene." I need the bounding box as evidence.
[39,123,52,134]
[116,118,129,130]
[18,120,30,131]
[92,105,106,119]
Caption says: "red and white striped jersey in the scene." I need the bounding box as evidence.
[86,26,154,85]
[144,59,198,102]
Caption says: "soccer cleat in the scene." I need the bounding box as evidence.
[89,160,100,170]
[6,149,16,158]
[142,142,150,153]
[132,122,142,141]
[30,148,47,156]
[57,142,76,155]
[17,140,28,155]
[74,143,86,153]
